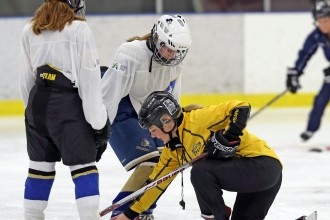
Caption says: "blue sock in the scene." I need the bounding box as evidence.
[24,177,54,201]
[111,192,133,217]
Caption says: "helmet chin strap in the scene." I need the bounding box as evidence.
[162,120,186,210]
[146,35,154,73]
[75,6,84,13]
[163,122,182,151]
[160,121,176,136]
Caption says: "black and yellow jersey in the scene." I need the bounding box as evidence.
[129,100,281,214]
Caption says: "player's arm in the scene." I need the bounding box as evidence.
[77,23,107,130]
[202,101,251,159]
[123,148,181,219]
[222,102,251,141]
[286,29,320,93]
[101,43,139,122]
[19,25,36,108]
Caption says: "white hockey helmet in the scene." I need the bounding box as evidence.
[151,14,192,66]
[62,0,86,17]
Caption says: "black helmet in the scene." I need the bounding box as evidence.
[138,91,181,129]
[313,0,330,19]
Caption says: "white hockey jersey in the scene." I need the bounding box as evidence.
[19,20,107,130]
[102,40,182,122]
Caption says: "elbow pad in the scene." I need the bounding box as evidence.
[223,105,251,141]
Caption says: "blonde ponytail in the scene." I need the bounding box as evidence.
[182,104,204,112]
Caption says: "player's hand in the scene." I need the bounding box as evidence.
[286,67,301,93]
[94,118,111,162]
[206,130,239,159]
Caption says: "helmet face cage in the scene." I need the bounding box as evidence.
[313,0,330,19]
[151,14,192,67]
[138,91,181,130]
[153,43,188,67]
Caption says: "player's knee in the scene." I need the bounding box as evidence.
[191,162,203,180]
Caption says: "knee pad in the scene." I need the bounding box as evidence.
[122,162,156,192]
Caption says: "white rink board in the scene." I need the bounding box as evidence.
[0,13,328,99]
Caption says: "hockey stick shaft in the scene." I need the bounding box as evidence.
[249,89,288,120]
[99,152,208,217]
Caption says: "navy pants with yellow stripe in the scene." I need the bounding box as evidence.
[23,67,101,220]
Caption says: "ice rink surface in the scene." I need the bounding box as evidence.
[0,107,329,220]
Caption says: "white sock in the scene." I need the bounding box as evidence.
[24,199,47,220]
[76,195,100,220]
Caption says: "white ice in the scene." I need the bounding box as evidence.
[0,107,329,220]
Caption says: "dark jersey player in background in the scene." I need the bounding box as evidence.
[286,0,330,142]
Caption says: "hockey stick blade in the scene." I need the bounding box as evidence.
[99,152,208,217]
[296,211,317,220]
[308,145,330,153]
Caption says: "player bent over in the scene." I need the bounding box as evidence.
[112,91,282,220]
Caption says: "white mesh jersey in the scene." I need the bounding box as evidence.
[19,20,107,130]
[102,40,182,122]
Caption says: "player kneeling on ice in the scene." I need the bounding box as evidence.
[112,91,282,220]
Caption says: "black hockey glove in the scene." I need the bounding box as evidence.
[206,130,240,159]
[323,66,330,83]
[324,66,330,76]
[286,67,301,93]
[100,66,108,78]
[94,118,111,162]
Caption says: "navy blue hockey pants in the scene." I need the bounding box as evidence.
[306,82,330,132]
[191,156,282,220]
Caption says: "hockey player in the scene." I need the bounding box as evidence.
[102,15,192,220]
[113,91,282,220]
[19,0,110,219]
[286,0,330,142]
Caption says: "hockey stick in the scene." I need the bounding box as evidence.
[249,89,288,120]
[296,211,317,220]
[99,152,208,217]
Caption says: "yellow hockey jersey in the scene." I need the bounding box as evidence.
[129,100,281,214]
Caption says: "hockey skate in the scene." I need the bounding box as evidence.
[300,131,314,142]
[202,206,232,220]
[134,214,154,220]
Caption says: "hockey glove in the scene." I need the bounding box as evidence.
[206,130,240,159]
[286,67,301,93]
[100,66,108,78]
[95,118,111,162]
[323,66,330,83]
